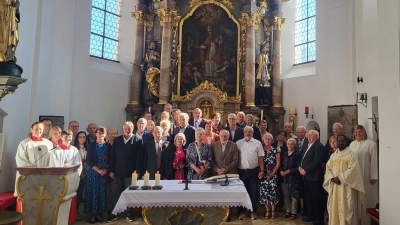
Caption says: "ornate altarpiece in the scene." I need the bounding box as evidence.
[126,0,287,134]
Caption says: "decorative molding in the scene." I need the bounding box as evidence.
[273,16,285,30]
[188,0,234,9]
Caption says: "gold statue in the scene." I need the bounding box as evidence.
[0,0,20,62]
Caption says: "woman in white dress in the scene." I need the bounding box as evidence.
[349,125,378,225]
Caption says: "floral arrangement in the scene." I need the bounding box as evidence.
[99,155,109,169]
[172,157,185,172]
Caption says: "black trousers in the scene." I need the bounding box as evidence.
[76,179,86,209]
[304,179,324,224]
[238,168,259,213]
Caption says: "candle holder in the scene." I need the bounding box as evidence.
[304,106,314,119]
[152,185,163,190]
[141,186,152,190]
[128,185,139,190]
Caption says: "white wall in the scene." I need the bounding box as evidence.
[282,0,400,223]
[0,0,136,192]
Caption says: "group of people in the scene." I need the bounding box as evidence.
[14,103,378,225]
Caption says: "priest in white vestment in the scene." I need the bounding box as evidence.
[15,122,54,195]
[324,135,365,225]
[49,130,82,175]
[349,125,378,225]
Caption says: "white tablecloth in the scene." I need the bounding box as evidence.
[112,180,252,214]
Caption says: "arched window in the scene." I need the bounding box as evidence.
[90,0,121,62]
[294,0,316,64]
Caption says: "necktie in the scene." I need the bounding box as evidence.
[195,121,198,128]
[157,142,161,169]
[299,139,303,149]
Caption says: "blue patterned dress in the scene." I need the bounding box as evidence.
[84,143,109,214]
[186,142,212,180]
[259,147,280,205]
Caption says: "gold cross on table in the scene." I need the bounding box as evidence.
[30,186,53,225]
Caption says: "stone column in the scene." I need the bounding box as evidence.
[271,0,285,107]
[130,6,146,105]
[158,9,173,105]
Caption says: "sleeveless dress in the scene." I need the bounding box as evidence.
[84,143,109,214]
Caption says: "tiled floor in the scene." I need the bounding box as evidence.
[74,210,313,225]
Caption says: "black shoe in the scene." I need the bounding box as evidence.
[302,217,313,222]
[107,214,118,222]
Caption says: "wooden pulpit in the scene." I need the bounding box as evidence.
[15,165,80,225]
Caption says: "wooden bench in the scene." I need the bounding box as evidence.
[366,208,379,225]
[0,193,16,211]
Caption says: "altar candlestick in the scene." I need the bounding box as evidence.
[155,171,161,186]
[144,170,150,186]
[289,108,296,115]
[131,171,137,186]
[305,107,309,114]
[260,110,264,120]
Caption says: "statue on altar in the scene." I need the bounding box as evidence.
[255,43,274,106]
[140,41,161,105]
[0,0,20,63]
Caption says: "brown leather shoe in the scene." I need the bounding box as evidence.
[251,212,257,220]
[239,213,246,220]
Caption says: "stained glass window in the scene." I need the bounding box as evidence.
[294,0,316,64]
[90,0,121,62]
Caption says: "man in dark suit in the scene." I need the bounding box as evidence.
[236,111,246,128]
[133,118,154,144]
[295,125,309,216]
[224,113,244,143]
[244,114,262,142]
[141,126,165,179]
[108,121,142,222]
[298,130,327,225]
[324,123,351,156]
[188,108,206,129]
[211,129,239,222]
[175,112,195,149]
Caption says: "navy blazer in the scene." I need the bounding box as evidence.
[133,130,154,144]
[300,141,327,181]
[86,141,111,169]
[188,118,206,129]
[224,126,244,143]
[280,150,300,184]
[141,140,167,179]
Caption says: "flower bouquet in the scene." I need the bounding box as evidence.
[267,165,274,177]
[172,157,185,172]
[162,141,170,150]
[99,155,109,169]
[199,160,209,170]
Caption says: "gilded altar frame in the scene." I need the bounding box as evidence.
[176,0,241,100]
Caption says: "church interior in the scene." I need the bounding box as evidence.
[0,0,399,224]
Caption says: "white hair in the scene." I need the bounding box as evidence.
[333,123,343,129]
[308,129,320,138]
[123,121,134,129]
[244,126,254,133]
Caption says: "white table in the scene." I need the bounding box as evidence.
[112,180,252,214]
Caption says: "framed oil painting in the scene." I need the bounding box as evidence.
[327,105,358,139]
[178,3,240,97]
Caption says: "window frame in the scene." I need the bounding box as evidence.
[90,0,121,63]
[294,0,316,65]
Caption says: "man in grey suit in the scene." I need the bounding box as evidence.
[211,129,239,222]
[211,129,239,175]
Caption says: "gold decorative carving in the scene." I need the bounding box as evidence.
[273,16,285,30]
[188,0,234,9]
[273,103,283,107]
[171,10,181,27]
[131,11,143,25]
[30,186,52,225]
[239,13,249,30]
[144,14,155,32]
[250,12,263,30]
[129,101,139,105]
[167,208,206,225]
[146,67,160,97]
[53,175,68,225]
[172,80,241,103]
[245,102,255,107]
[16,174,25,198]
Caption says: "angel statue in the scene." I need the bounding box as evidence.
[140,41,161,104]
[255,42,276,106]
[0,0,20,62]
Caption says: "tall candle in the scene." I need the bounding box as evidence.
[155,171,161,186]
[131,171,137,186]
[144,171,150,186]
[305,107,309,114]
[260,110,264,120]
[289,108,296,115]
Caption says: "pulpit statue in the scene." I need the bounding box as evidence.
[140,41,160,105]
[0,0,23,77]
[255,44,274,106]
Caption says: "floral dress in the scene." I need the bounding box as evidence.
[186,142,212,180]
[259,147,280,205]
[84,143,109,214]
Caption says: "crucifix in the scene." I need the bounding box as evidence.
[183,179,191,190]
[30,186,53,225]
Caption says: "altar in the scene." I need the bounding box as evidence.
[112,180,252,225]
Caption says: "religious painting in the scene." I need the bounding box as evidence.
[327,105,358,139]
[178,3,240,97]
